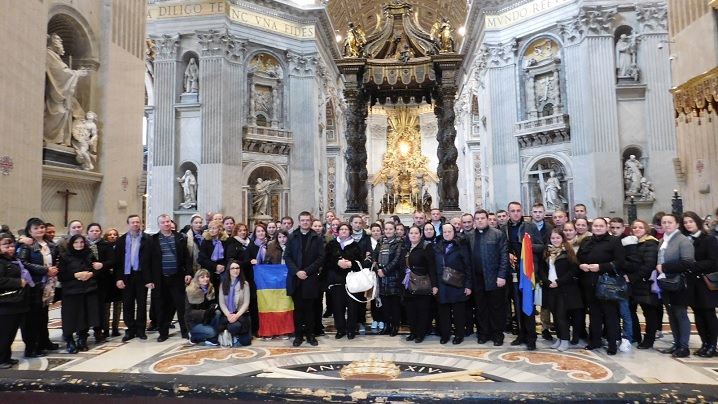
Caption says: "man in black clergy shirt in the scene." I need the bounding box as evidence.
[284,212,325,347]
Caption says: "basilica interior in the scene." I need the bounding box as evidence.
[2,0,718,401]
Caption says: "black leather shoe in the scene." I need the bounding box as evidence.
[347,333,356,340]
[477,338,489,344]
[314,330,326,337]
[606,346,617,355]
[405,334,416,342]
[137,333,148,340]
[570,337,579,345]
[307,336,318,346]
[8,359,18,365]
[146,325,159,332]
[122,332,135,342]
[389,325,399,337]
[660,345,678,354]
[44,342,60,351]
[0,363,12,370]
[181,332,189,339]
[526,342,536,351]
[335,332,346,339]
[542,329,553,341]
[157,335,169,343]
[24,351,47,358]
[414,336,424,343]
[493,340,504,346]
[694,343,708,356]
[440,337,450,344]
[637,342,653,350]
[379,326,391,335]
[700,345,717,358]
[292,338,303,347]
[111,329,121,337]
[452,337,463,345]
[511,338,524,346]
[672,347,690,358]
[584,344,600,351]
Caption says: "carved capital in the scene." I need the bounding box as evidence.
[479,39,518,68]
[286,50,318,77]
[578,6,617,36]
[557,18,584,45]
[226,35,247,62]
[636,3,668,33]
[151,33,180,61]
[196,29,228,57]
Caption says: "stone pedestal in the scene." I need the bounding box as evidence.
[250,214,273,225]
[43,144,82,170]
[180,93,198,103]
[175,210,200,229]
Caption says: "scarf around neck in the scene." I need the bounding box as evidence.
[226,278,239,313]
[211,239,224,261]
[339,236,354,250]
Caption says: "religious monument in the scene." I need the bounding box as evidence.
[0,1,146,232]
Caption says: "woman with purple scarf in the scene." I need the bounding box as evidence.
[400,226,437,344]
[198,219,228,291]
[242,222,269,336]
[218,259,251,347]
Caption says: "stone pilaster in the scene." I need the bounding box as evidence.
[146,33,179,229]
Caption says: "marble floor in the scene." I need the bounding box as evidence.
[7,303,718,387]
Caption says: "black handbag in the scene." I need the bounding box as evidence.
[408,270,432,295]
[441,267,465,288]
[596,266,629,302]
[658,273,687,292]
[703,272,718,291]
[0,288,25,304]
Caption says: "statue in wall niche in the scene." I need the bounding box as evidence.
[177,170,198,209]
[616,34,639,80]
[343,22,366,58]
[183,58,199,94]
[639,177,656,202]
[71,111,99,171]
[44,33,90,147]
[544,171,567,211]
[624,155,644,194]
[422,189,432,213]
[252,178,279,216]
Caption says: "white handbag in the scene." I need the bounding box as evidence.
[345,261,377,303]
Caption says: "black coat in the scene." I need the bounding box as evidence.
[0,256,29,315]
[284,229,325,298]
[373,236,403,296]
[89,239,114,295]
[538,250,583,310]
[577,234,626,287]
[623,237,660,306]
[434,239,472,304]
[325,239,363,286]
[114,232,152,285]
[400,242,438,294]
[466,227,510,291]
[689,234,718,308]
[58,249,98,296]
[150,231,192,285]
[184,282,217,331]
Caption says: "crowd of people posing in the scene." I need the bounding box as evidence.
[0,202,717,369]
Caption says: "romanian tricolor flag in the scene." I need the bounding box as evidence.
[254,264,294,337]
[518,232,535,316]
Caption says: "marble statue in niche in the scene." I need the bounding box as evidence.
[623,155,644,194]
[252,178,279,216]
[544,171,567,211]
[177,170,198,209]
[639,177,655,202]
[183,58,199,93]
[44,33,89,146]
[71,111,99,171]
[615,33,640,81]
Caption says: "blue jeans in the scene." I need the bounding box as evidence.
[190,312,220,341]
[618,299,633,342]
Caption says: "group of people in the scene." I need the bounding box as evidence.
[1,202,717,369]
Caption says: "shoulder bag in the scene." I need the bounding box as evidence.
[0,288,25,304]
[658,273,687,292]
[346,261,378,303]
[702,272,718,292]
[595,264,629,302]
[441,267,465,288]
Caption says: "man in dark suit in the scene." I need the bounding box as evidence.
[150,214,193,342]
[502,202,544,350]
[114,214,152,341]
[284,211,325,346]
[531,203,554,341]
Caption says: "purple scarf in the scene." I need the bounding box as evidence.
[194,231,203,245]
[226,278,239,313]
[650,269,661,299]
[254,238,266,264]
[402,267,411,289]
[211,239,224,261]
[12,259,35,288]
[200,284,208,295]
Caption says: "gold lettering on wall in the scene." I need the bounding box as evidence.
[485,0,574,30]
[147,0,315,39]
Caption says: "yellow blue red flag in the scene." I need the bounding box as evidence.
[518,232,535,316]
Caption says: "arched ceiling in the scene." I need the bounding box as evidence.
[327,0,468,52]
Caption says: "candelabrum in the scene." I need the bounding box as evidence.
[628,196,637,224]
[671,189,683,217]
